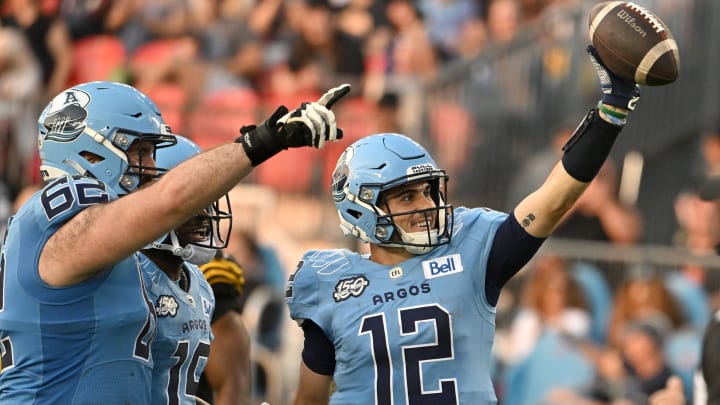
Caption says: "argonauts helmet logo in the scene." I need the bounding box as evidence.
[331,146,354,203]
[41,89,91,142]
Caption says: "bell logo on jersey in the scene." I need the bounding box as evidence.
[156,295,179,317]
[333,276,369,302]
[422,254,463,279]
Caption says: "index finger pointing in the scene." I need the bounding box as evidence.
[318,84,351,109]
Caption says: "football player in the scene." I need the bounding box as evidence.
[197,252,251,405]
[140,135,239,404]
[0,81,349,402]
[286,48,640,403]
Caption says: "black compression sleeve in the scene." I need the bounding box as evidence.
[301,320,336,375]
[485,214,545,306]
[561,108,623,182]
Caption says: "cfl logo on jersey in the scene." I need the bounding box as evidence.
[422,254,464,279]
[156,295,179,317]
[202,297,212,317]
[333,276,369,302]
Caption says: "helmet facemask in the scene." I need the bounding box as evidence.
[332,133,454,255]
[143,135,233,265]
[148,195,232,265]
[115,129,176,193]
[373,175,453,254]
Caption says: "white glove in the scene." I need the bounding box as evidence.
[236,84,351,165]
[278,83,351,148]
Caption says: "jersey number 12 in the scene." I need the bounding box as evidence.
[360,304,457,405]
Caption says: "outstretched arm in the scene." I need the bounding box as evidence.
[513,47,639,238]
[39,85,351,286]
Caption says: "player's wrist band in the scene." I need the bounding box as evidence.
[596,101,628,125]
[561,107,622,182]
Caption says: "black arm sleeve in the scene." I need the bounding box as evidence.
[301,320,336,376]
[485,214,545,306]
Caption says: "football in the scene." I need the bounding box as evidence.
[589,1,680,86]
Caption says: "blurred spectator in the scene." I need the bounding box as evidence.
[660,189,715,331]
[486,0,523,45]
[621,317,677,400]
[674,188,720,256]
[224,228,285,400]
[192,0,268,95]
[383,0,437,82]
[0,27,41,198]
[701,126,720,179]
[554,159,643,245]
[506,120,570,209]
[375,91,402,133]
[534,0,590,125]
[608,266,684,350]
[694,172,720,405]
[495,254,590,365]
[417,0,483,61]
[114,0,192,53]
[285,0,365,90]
[1,0,73,101]
[0,182,40,249]
[548,345,647,405]
[59,0,118,40]
[227,228,286,300]
[454,16,488,61]
[549,316,677,405]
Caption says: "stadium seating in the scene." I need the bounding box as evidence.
[68,34,126,86]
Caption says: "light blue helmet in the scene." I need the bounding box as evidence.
[331,133,453,254]
[38,81,177,196]
[146,136,233,265]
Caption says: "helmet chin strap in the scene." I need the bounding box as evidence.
[179,244,217,265]
[149,231,217,265]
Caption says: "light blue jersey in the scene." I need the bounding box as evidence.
[0,176,157,404]
[139,254,215,405]
[287,207,507,405]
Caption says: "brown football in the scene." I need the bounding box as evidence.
[589,1,680,86]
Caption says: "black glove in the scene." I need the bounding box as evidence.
[587,45,640,111]
[236,84,351,166]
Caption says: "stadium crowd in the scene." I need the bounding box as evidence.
[1,0,717,404]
